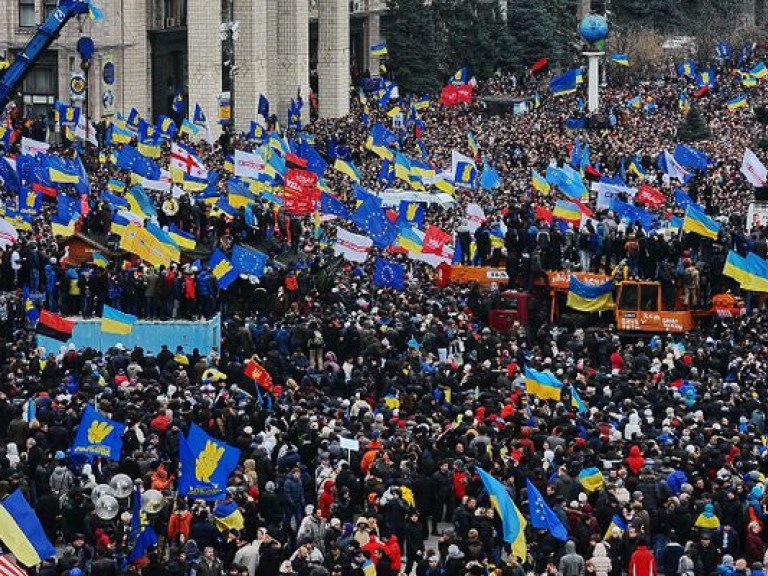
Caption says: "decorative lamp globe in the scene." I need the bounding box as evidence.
[95,494,120,521]
[141,489,165,515]
[91,484,114,505]
[578,15,609,45]
[109,473,134,499]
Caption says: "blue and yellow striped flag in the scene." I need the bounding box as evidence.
[476,468,527,560]
[334,158,363,182]
[101,305,137,335]
[683,204,720,240]
[726,94,748,110]
[370,41,388,57]
[531,169,550,194]
[524,367,562,401]
[610,53,629,66]
[566,276,614,312]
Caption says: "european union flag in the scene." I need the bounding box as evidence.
[126,489,158,562]
[0,157,20,193]
[70,405,126,461]
[178,423,241,501]
[258,94,270,119]
[231,244,268,277]
[57,194,82,221]
[526,479,568,541]
[321,192,351,220]
[295,141,328,176]
[351,197,398,249]
[674,144,708,171]
[373,258,405,290]
[610,197,656,230]
[115,145,161,180]
[674,188,694,209]
[371,123,398,147]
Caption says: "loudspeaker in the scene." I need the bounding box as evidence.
[756,187,768,201]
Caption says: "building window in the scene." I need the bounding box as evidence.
[43,0,58,19]
[19,0,36,27]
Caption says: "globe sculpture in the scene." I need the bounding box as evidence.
[578,14,609,45]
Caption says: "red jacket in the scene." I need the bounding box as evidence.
[628,546,657,576]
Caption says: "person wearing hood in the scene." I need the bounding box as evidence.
[445,544,466,576]
[589,542,612,576]
[49,451,74,496]
[625,446,646,476]
[297,506,328,553]
[559,540,585,576]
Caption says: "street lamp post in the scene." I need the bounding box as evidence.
[93,475,164,576]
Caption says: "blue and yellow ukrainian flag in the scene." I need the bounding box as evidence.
[213,500,244,532]
[578,467,605,494]
[571,386,587,415]
[553,200,581,222]
[110,213,131,237]
[137,139,161,159]
[393,153,411,183]
[410,159,435,180]
[180,118,201,139]
[168,224,197,251]
[743,76,758,88]
[604,514,627,539]
[610,53,630,66]
[397,225,424,255]
[531,169,550,194]
[50,214,75,237]
[107,178,126,194]
[366,136,394,160]
[101,305,137,335]
[370,41,388,57]
[723,251,752,285]
[727,94,748,110]
[92,252,109,268]
[0,489,56,567]
[109,119,133,145]
[146,222,181,262]
[627,96,642,109]
[414,95,430,111]
[567,277,614,312]
[750,62,768,79]
[683,204,720,240]
[476,468,527,560]
[628,156,646,179]
[334,158,363,182]
[468,130,479,157]
[125,185,157,220]
[524,367,562,401]
[743,253,768,292]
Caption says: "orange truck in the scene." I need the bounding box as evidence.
[436,265,745,334]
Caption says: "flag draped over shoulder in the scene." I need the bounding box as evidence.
[476,468,527,560]
[567,277,614,312]
[70,405,126,460]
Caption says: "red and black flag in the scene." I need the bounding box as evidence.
[35,310,74,342]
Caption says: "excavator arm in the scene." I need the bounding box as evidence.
[0,0,92,111]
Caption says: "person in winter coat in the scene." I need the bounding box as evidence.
[403,511,426,575]
[746,522,766,564]
[49,452,75,496]
[559,540,585,576]
[628,539,657,576]
[317,479,336,520]
[297,506,328,552]
[283,467,306,532]
[589,542,613,576]
[444,544,466,576]
[625,446,646,476]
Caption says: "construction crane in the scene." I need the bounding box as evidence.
[0,0,93,111]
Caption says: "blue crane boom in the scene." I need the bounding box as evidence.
[0,0,92,111]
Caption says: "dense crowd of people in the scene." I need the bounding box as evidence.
[3,43,768,576]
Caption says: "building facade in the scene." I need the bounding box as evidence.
[0,0,386,136]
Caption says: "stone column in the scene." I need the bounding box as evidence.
[365,13,381,75]
[187,0,222,140]
[117,0,151,117]
[318,0,350,118]
[268,0,310,126]
[233,0,269,131]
